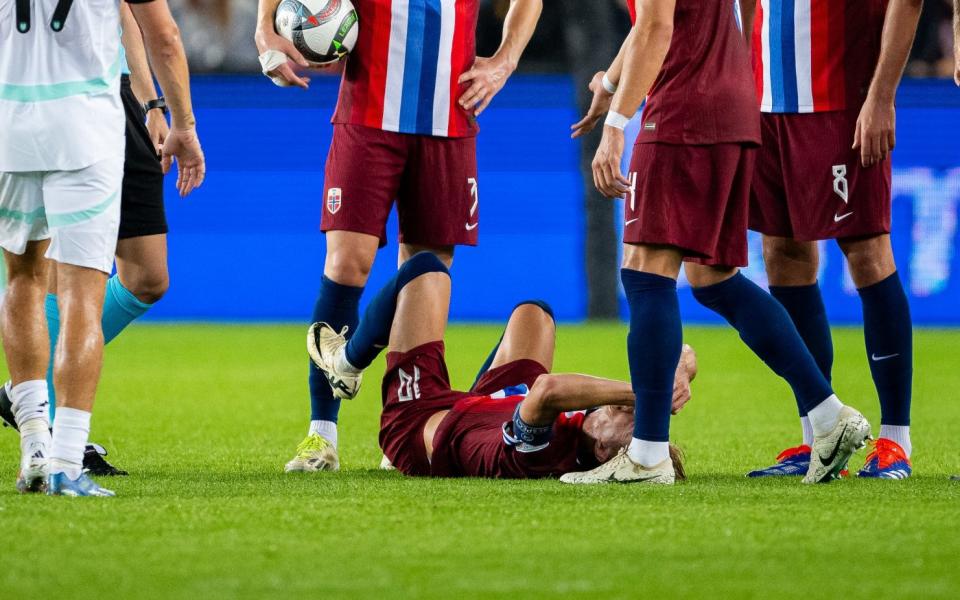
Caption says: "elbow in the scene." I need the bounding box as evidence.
[147,23,183,62]
[530,374,561,409]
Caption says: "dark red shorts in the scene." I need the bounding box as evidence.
[750,110,892,241]
[322,124,479,247]
[379,341,548,477]
[624,142,756,267]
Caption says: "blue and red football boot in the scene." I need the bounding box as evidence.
[857,438,912,479]
[747,445,812,477]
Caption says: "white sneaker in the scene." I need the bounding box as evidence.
[284,434,339,472]
[379,455,396,471]
[560,448,675,485]
[804,405,871,484]
[307,322,362,400]
[16,440,49,494]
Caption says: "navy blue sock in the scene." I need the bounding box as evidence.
[309,276,364,422]
[858,273,912,426]
[693,273,834,414]
[621,269,682,442]
[344,252,449,370]
[769,282,834,417]
[471,300,554,387]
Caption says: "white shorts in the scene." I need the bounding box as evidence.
[0,157,123,273]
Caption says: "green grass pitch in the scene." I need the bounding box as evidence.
[1,323,958,598]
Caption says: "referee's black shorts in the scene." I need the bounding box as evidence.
[119,74,167,240]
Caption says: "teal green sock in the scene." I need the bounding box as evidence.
[46,275,154,421]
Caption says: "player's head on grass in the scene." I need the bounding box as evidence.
[580,405,686,480]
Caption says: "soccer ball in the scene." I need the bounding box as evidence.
[274,0,359,65]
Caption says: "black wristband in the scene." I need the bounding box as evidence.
[144,97,168,116]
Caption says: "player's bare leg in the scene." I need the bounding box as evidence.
[2,242,53,493]
[115,234,170,304]
[839,233,913,478]
[485,303,556,374]
[46,262,116,497]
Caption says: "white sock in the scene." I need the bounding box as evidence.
[11,379,50,429]
[879,425,911,457]
[336,349,360,375]
[49,407,91,480]
[808,394,843,437]
[309,420,338,448]
[800,416,814,447]
[627,438,669,467]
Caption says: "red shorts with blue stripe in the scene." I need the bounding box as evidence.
[321,124,479,248]
[750,110,892,241]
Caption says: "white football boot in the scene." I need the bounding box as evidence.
[16,438,49,494]
[804,405,871,484]
[284,434,340,473]
[560,448,675,485]
[307,322,362,400]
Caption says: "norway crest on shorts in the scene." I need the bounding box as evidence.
[327,188,342,214]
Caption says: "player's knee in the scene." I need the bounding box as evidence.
[397,252,450,288]
[513,300,555,324]
[762,238,818,283]
[839,235,895,287]
[126,273,169,304]
[325,250,374,286]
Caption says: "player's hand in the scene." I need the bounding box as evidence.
[161,125,206,197]
[852,95,895,167]
[672,344,697,415]
[255,26,311,89]
[458,56,515,117]
[146,110,169,157]
[592,126,629,198]
[571,71,614,139]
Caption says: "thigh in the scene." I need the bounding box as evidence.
[118,82,168,241]
[321,125,407,247]
[397,135,478,247]
[42,157,123,274]
[0,171,48,256]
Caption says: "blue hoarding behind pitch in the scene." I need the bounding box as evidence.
[151,75,960,324]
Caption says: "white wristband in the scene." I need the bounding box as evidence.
[601,73,618,94]
[604,111,630,130]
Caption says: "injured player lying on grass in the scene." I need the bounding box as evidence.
[306,252,696,481]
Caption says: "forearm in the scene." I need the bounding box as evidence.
[520,374,634,425]
[866,0,923,104]
[605,28,635,87]
[493,0,543,70]
[955,0,960,48]
[121,5,157,105]
[610,6,674,117]
[131,4,195,129]
[257,0,284,33]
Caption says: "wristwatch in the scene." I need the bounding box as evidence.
[144,97,168,116]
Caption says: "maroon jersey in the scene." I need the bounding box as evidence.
[430,398,595,479]
[633,0,760,145]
